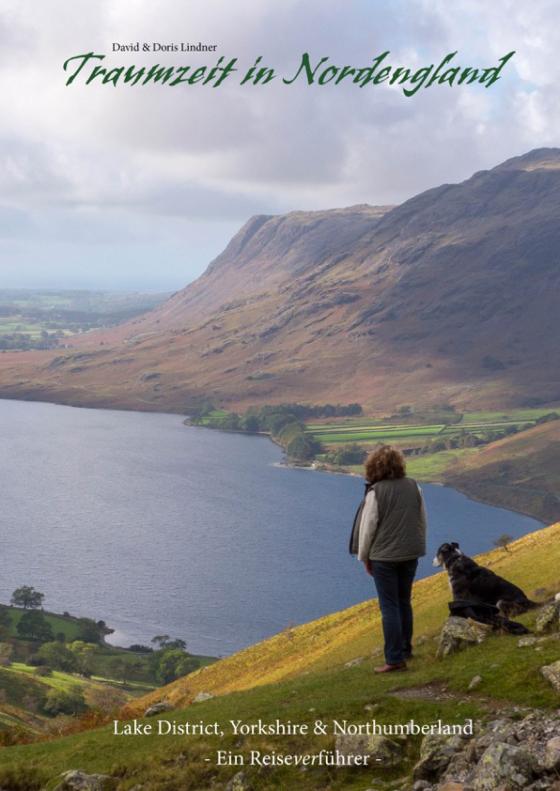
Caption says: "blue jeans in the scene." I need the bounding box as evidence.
[371,558,418,664]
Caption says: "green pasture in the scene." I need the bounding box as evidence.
[305,407,556,448]
[0,606,87,643]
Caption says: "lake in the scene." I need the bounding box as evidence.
[0,399,543,655]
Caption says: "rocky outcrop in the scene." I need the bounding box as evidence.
[335,733,403,766]
[225,771,251,791]
[541,660,560,691]
[436,617,491,658]
[412,710,560,791]
[193,691,214,703]
[413,734,469,781]
[54,770,114,791]
[535,600,560,633]
[143,701,173,717]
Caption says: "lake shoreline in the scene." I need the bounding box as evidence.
[1,397,544,655]
[0,393,545,523]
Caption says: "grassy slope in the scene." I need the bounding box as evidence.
[445,421,560,522]
[1,524,559,788]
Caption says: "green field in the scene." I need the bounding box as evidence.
[0,289,169,350]
[305,408,557,447]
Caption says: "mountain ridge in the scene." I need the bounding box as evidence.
[0,148,559,413]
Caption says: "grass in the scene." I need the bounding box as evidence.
[406,448,477,480]
[0,524,558,788]
[0,606,90,642]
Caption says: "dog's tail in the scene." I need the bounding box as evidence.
[497,598,539,616]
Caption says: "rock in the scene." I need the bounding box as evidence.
[436,617,491,658]
[364,703,380,712]
[344,656,365,668]
[412,781,431,790]
[193,691,214,702]
[468,675,482,690]
[535,601,560,633]
[541,660,560,691]
[144,701,173,717]
[438,783,466,791]
[335,733,403,766]
[54,770,114,791]
[413,734,466,780]
[470,742,536,790]
[225,770,251,791]
[518,636,538,647]
[543,736,560,770]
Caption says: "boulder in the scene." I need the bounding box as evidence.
[193,691,214,703]
[225,771,251,791]
[540,660,560,691]
[54,770,114,791]
[543,736,560,771]
[335,733,403,766]
[144,701,173,717]
[470,742,536,790]
[518,636,538,647]
[535,601,560,634]
[413,734,466,780]
[436,617,491,658]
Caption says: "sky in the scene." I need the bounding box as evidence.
[0,0,559,291]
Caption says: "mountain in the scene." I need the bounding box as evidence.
[1,149,560,413]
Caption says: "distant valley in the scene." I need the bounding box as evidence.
[0,289,169,352]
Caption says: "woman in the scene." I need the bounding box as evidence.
[357,445,427,673]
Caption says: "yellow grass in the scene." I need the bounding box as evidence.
[127,522,560,716]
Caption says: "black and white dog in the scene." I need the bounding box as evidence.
[433,542,538,616]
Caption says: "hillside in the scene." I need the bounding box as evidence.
[1,523,559,789]
[1,149,560,413]
[443,419,560,522]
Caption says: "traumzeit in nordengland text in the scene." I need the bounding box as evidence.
[62,51,515,97]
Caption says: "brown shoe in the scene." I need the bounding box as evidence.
[374,662,408,673]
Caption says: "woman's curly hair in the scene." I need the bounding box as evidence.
[364,445,406,484]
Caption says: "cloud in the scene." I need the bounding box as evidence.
[0,0,559,288]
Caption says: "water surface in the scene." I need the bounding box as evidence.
[0,400,542,655]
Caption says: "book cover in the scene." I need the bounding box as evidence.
[0,2,559,789]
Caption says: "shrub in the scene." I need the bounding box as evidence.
[43,687,87,716]
[0,766,47,789]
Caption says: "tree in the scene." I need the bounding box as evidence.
[76,618,103,644]
[16,611,53,642]
[108,657,128,683]
[0,609,11,640]
[151,634,171,649]
[241,414,260,433]
[494,534,514,552]
[152,648,197,684]
[10,586,45,610]
[286,433,317,462]
[68,640,98,676]
[35,642,78,673]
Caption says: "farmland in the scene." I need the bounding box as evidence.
[306,408,558,448]
[0,289,169,351]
